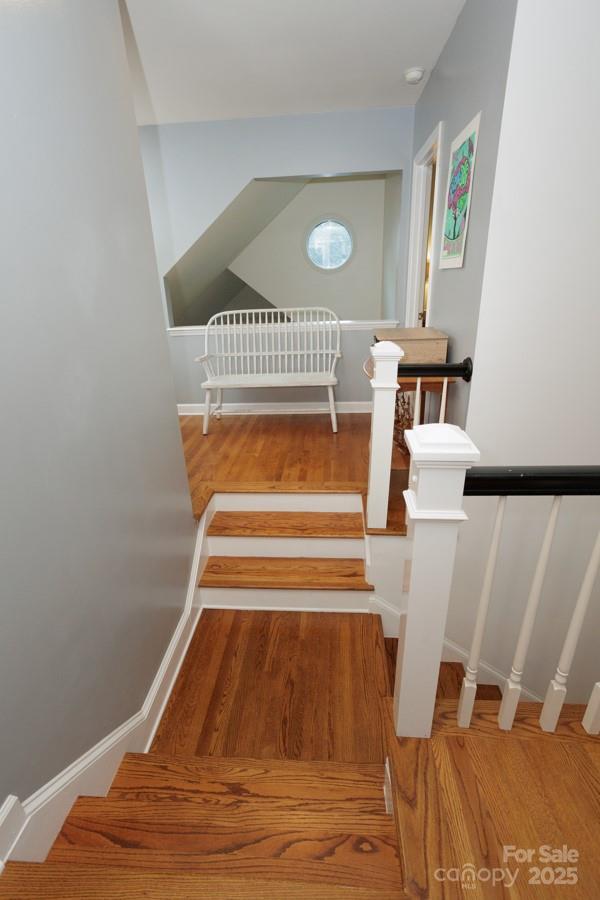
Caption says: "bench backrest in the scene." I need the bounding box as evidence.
[204,307,341,377]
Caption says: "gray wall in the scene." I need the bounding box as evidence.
[0,0,195,801]
[381,173,405,319]
[139,106,415,325]
[413,0,517,425]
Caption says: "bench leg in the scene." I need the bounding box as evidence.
[203,389,211,435]
[215,388,223,419]
[328,385,338,433]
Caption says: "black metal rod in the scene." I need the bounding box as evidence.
[397,356,473,382]
[464,466,600,496]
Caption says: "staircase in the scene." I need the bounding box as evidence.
[3,488,598,896]
[5,754,400,897]
[199,500,376,609]
[0,605,404,898]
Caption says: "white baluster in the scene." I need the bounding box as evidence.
[439,377,448,424]
[366,341,403,529]
[498,495,562,730]
[458,495,507,727]
[394,423,480,736]
[413,376,422,425]
[540,529,600,731]
[583,683,600,734]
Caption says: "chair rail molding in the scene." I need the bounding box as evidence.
[167,319,399,337]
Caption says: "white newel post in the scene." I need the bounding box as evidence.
[367,341,404,529]
[393,423,480,737]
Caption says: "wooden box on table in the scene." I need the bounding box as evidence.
[373,327,448,365]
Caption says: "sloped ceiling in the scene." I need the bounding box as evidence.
[165,178,306,323]
[122,0,465,125]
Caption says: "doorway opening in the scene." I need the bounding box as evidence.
[405,122,443,327]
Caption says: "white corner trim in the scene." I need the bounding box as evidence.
[0,797,26,873]
[442,637,542,702]
[1,515,207,867]
[167,319,398,337]
[177,400,371,417]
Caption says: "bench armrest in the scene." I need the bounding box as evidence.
[194,353,215,378]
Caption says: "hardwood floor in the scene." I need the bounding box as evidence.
[383,692,600,898]
[178,413,408,522]
[151,609,388,763]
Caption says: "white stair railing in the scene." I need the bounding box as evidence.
[497,496,562,730]
[393,423,480,737]
[457,495,507,727]
[366,341,404,529]
[540,528,600,731]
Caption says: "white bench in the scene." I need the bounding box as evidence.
[195,307,342,434]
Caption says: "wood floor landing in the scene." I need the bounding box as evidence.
[179,414,408,532]
[199,556,374,590]
[151,609,389,762]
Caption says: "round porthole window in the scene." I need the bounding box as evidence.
[306,220,353,270]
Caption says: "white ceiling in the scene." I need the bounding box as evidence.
[123,0,465,126]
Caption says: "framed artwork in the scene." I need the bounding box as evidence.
[439,112,481,269]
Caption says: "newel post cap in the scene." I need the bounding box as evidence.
[370,340,404,362]
[405,423,480,465]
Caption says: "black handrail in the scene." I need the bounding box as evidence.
[464,466,600,496]
[397,356,473,382]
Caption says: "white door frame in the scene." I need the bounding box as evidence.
[404,122,444,327]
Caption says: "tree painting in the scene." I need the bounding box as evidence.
[445,134,474,242]
[440,113,480,269]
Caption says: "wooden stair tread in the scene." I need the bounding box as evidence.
[88,754,390,824]
[0,864,400,899]
[207,510,365,538]
[433,697,594,742]
[49,749,402,890]
[199,556,374,591]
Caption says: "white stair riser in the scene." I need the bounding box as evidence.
[199,587,372,612]
[212,492,363,513]
[206,535,365,559]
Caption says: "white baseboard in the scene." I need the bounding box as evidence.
[442,637,542,702]
[369,595,403,637]
[177,400,371,416]
[1,514,207,867]
[0,798,26,874]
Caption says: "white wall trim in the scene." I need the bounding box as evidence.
[369,594,403,638]
[167,319,398,337]
[1,514,207,867]
[178,400,371,417]
[0,798,26,874]
[404,122,444,327]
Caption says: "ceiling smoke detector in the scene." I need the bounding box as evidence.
[404,67,425,85]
